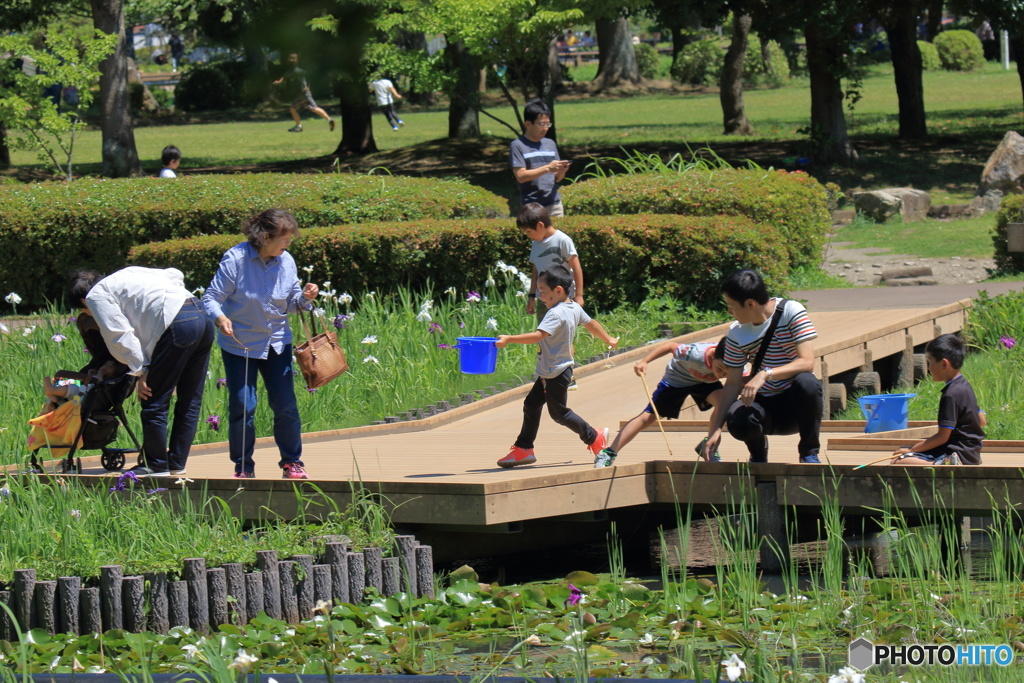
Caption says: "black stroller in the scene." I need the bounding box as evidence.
[28,370,144,474]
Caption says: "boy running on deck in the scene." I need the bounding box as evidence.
[495,265,618,468]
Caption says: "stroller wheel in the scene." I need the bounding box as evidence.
[101,449,126,471]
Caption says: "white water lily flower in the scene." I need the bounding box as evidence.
[416,311,432,323]
[828,667,865,683]
[230,649,258,671]
[485,317,498,330]
[638,633,655,645]
[361,335,377,344]
[363,355,379,364]
[721,653,746,682]
[642,656,658,665]
[523,634,542,646]
[5,292,21,305]
[339,292,353,305]
[181,644,200,660]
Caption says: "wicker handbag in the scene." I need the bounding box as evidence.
[294,309,348,390]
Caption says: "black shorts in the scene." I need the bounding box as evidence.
[291,89,318,111]
[644,380,723,418]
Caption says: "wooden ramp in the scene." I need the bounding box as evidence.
[49,299,1024,562]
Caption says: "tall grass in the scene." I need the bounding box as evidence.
[0,475,394,582]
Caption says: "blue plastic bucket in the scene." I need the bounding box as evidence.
[453,337,499,374]
[857,393,916,433]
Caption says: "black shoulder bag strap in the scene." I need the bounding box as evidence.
[750,298,787,376]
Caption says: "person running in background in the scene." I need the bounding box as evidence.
[273,53,335,133]
[370,75,404,130]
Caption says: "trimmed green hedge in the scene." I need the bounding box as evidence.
[934,30,985,71]
[561,169,831,269]
[0,174,508,306]
[993,193,1024,272]
[130,214,790,311]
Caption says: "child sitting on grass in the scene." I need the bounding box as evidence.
[890,333,986,466]
[595,337,729,468]
[495,265,618,468]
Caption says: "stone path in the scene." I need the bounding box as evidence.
[822,241,996,287]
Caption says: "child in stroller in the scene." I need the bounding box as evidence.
[26,288,143,474]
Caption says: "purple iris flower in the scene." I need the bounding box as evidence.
[206,414,221,431]
[1001,335,1016,350]
[566,583,584,607]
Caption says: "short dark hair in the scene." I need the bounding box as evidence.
[926,333,966,369]
[523,99,551,124]
[161,145,181,165]
[538,265,572,294]
[721,269,769,306]
[517,202,551,229]
[713,335,728,360]
[242,208,299,250]
[66,269,103,308]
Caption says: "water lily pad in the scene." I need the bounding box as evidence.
[450,565,479,583]
[565,570,600,586]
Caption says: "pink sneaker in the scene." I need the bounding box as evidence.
[282,463,309,479]
[497,446,536,469]
[588,427,609,456]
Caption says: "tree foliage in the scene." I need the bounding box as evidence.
[0,28,117,179]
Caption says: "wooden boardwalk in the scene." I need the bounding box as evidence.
[43,297,1024,565]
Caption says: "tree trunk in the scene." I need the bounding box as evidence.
[548,37,563,93]
[720,14,754,135]
[805,24,857,166]
[761,38,775,78]
[924,0,942,41]
[446,39,480,139]
[591,17,643,91]
[334,77,377,156]
[0,123,10,169]
[1011,33,1024,114]
[90,0,141,177]
[886,13,927,139]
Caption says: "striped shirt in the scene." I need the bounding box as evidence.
[723,298,817,396]
[662,342,719,387]
[202,242,311,359]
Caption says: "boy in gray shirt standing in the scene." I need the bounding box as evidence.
[495,265,618,468]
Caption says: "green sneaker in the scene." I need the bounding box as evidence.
[594,448,617,469]
[695,437,721,462]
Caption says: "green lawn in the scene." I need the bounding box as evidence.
[11,61,1023,197]
[832,214,997,259]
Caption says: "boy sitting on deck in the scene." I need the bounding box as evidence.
[595,337,729,468]
[890,333,986,466]
[495,265,618,468]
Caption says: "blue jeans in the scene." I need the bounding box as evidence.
[141,299,215,471]
[222,345,303,473]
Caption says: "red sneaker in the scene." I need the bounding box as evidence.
[497,446,536,469]
[588,427,609,456]
[282,463,309,479]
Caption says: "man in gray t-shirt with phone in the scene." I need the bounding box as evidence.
[509,99,570,217]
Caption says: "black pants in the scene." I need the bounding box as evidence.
[514,368,596,449]
[724,372,822,461]
[381,104,400,127]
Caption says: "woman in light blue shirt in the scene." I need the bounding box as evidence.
[202,209,319,480]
